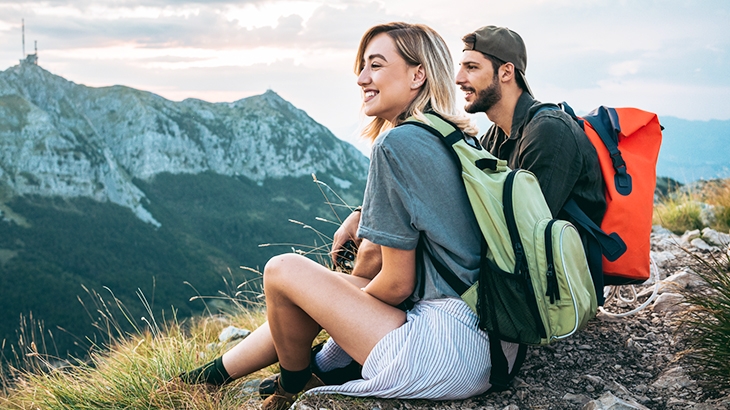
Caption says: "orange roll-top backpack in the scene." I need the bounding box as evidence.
[559,103,663,293]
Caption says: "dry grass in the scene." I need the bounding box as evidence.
[0,280,279,409]
[654,178,730,234]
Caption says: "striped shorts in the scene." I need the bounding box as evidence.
[307,297,519,400]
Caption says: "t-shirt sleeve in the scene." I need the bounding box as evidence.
[357,132,420,250]
[518,114,582,216]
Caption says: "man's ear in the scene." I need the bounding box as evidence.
[499,62,515,84]
[411,64,426,89]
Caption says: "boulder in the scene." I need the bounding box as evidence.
[651,292,686,312]
[662,269,706,290]
[701,227,730,247]
[651,366,695,389]
[651,250,677,269]
[690,238,716,252]
[681,229,701,243]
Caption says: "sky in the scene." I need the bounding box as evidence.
[1,0,729,154]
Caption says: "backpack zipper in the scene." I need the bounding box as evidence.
[545,219,561,304]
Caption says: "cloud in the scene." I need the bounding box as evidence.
[1,0,730,136]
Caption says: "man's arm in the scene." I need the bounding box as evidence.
[518,114,582,216]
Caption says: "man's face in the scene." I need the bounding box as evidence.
[456,50,502,114]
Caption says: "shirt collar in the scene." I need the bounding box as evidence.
[508,91,537,140]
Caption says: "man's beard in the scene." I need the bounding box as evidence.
[465,75,501,114]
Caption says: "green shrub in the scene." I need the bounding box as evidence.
[653,178,730,234]
[653,194,703,234]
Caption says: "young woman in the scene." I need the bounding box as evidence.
[177,22,519,409]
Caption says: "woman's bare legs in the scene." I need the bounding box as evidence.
[220,257,392,378]
[220,321,278,379]
[264,253,406,370]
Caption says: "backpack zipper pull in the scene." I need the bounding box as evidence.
[545,263,560,303]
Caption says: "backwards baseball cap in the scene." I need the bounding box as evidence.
[463,25,533,96]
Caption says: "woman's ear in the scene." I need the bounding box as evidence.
[410,64,426,89]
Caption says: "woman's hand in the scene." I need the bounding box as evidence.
[330,210,362,265]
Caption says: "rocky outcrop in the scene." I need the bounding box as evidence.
[0,64,368,225]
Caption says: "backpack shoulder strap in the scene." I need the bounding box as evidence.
[399,113,472,297]
[583,106,632,195]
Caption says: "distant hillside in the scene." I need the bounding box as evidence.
[0,62,368,359]
[656,116,730,183]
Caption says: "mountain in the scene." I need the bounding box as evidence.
[0,62,368,358]
[656,116,730,183]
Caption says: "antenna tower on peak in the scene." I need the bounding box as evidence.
[20,19,38,66]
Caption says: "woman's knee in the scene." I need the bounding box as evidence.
[263,253,308,291]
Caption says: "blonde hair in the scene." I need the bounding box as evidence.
[355,22,477,142]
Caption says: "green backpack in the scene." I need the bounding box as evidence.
[402,112,597,390]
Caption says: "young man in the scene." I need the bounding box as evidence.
[456,25,605,224]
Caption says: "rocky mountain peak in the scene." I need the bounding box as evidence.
[0,64,368,226]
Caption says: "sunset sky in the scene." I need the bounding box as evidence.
[1,0,728,153]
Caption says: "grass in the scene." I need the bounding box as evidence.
[0,274,280,410]
[678,252,730,389]
[653,178,730,234]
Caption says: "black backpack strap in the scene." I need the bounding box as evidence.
[562,199,629,305]
[503,170,547,339]
[487,338,528,392]
[487,336,510,392]
[582,107,632,196]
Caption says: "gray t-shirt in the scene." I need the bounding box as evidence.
[357,123,482,302]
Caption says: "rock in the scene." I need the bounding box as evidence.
[604,380,633,399]
[218,325,251,343]
[701,227,730,247]
[661,269,706,290]
[652,292,685,312]
[652,366,695,389]
[583,374,605,386]
[652,225,674,236]
[237,378,261,396]
[626,338,644,354]
[651,250,677,268]
[564,393,592,405]
[682,229,702,243]
[690,238,717,252]
[582,392,650,410]
[699,203,722,227]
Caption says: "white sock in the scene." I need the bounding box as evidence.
[314,338,354,372]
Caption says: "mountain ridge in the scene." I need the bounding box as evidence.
[0,63,368,225]
[0,63,368,358]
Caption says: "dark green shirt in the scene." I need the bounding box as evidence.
[480,92,606,224]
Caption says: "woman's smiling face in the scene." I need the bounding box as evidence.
[357,33,422,123]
